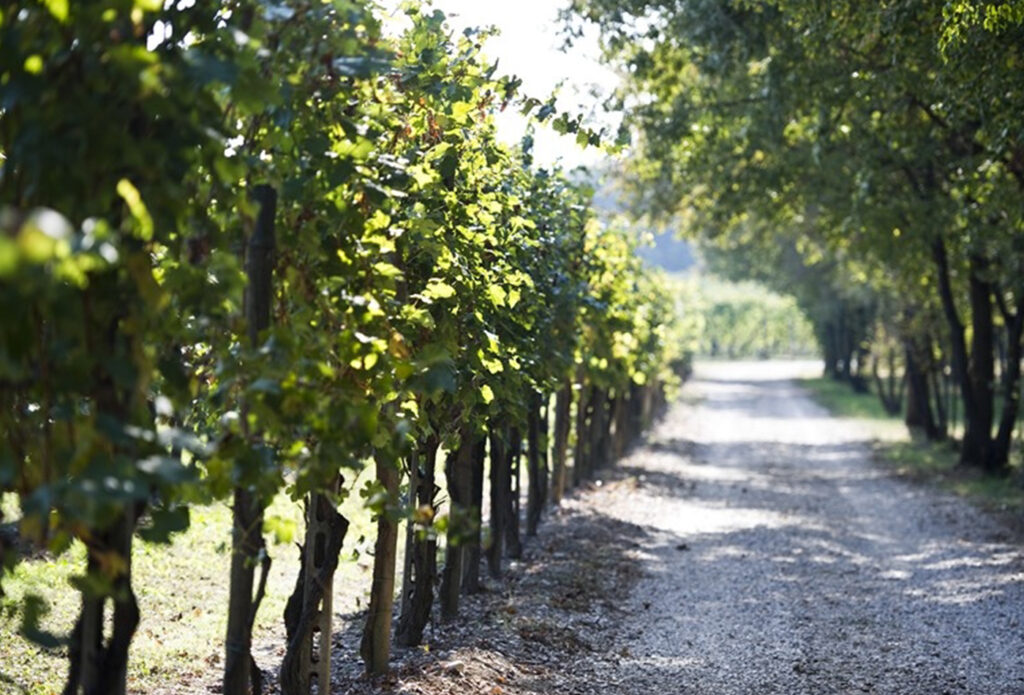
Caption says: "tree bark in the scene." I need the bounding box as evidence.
[611,391,629,460]
[965,253,996,468]
[549,382,572,504]
[64,510,140,695]
[505,427,523,560]
[588,389,610,471]
[628,382,645,443]
[440,430,473,620]
[988,295,1024,473]
[461,437,486,593]
[226,184,276,695]
[525,390,547,537]
[932,236,979,464]
[486,424,508,578]
[395,437,439,647]
[573,383,592,485]
[904,343,942,440]
[281,495,348,695]
[360,457,401,675]
[224,487,263,695]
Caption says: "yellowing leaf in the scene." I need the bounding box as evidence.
[365,209,391,232]
[487,284,507,307]
[480,384,495,404]
[481,356,504,374]
[24,55,44,74]
[389,331,411,359]
[43,0,68,22]
[0,237,17,276]
[423,278,456,300]
[373,261,403,279]
[451,101,475,124]
[408,165,436,187]
[116,179,154,241]
[363,352,379,370]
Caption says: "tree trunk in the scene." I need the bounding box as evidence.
[226,184,276,695]
[988,296,1024,473]
[440,430,474,620]
[486,424,508,579]
[628,382,645,443]
[905,344,942,441]
[360,457,401,675]
[549,382,572,504]
[588,389,610,471]
[573,383,592,485]
[462,437,486,593]
[611,391,628,460]
[929,364,949,436]
[525,390,547,537]
[398,450,416,639]
[965,253,996,468]
[822,322,839,379]
[64,510,140,695]
[932,237,978,463]
[505,426,523,559]
[395,437,439,647]
[224,487,264,695]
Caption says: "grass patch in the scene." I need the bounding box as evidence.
[799,378,1024,516]
[882,440,1024,514]
[0,463,389,695]
[797,377,895,421]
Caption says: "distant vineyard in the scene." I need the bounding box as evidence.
[691,277,818,359]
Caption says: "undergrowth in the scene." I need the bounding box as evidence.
[799,377,1024,516]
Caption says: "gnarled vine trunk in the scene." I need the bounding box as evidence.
[487,424,509,578]
[64,510,140,695]
[549,382,572,504]
[526,390,548,537]
[462,437,486,593]
[395,436,440,647]
[281,493,348,695]
[440,429,474,620]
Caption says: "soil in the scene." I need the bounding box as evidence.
[264,360,1024,694]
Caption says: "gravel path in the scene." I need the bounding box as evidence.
[583,360,1024,694]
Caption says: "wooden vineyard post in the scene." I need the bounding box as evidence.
[225,184,277,695]
[282,477,348,695]
[301,489,337,691]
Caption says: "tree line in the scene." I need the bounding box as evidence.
[0,2,691,694]
[567,0,1024,472]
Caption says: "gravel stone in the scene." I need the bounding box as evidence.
[581,360,1024,694]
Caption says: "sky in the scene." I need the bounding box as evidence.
[380,0,621,169]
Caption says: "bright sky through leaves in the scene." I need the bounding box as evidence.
[382,0,620,168]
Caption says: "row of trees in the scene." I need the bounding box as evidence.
[0,2,689,693]
[567,0,1024,472]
